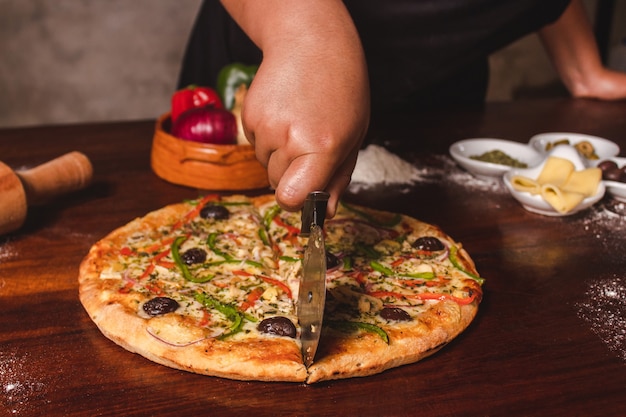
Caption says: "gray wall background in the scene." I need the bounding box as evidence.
[1,0,624,128]
[0,0,202,128]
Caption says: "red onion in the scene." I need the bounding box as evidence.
[171,106,237,145]
[146,327,210,347]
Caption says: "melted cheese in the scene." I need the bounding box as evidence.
[99,196,482,348]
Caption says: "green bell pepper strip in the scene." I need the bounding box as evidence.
[194,292,256,340]
[327,320,389,344]
[207,232,232,260]
[258,228,271,246]
[279,255,301,263]
[172,236,198,282]
[171,236,212,283]
[203,259,264,269]
[262,204,281,229]
[216,63,258,110]
[342,256,353,271]
[340,201,402,227]
[402,271,436,280]
[370,261,435,280]
[370,260,394,276]
[449,246,485,285]
[356,243,381,260]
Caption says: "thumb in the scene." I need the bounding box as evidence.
[272,147,360,217]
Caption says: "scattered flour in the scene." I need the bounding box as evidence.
[0,238,18,263]
[348,144,506,193]
[429,154,507,193]
[574,202,626,361]
[0,350,48,415]
[576,275,626,361]
[576,201,626,261]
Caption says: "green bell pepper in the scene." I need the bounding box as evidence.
[216,63,258,110]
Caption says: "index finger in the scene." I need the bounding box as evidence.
[268,143,360,217]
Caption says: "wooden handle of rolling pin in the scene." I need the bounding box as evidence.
[16,151,93,206]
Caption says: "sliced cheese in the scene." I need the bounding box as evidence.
[510,157,602,214]
[540,184,585,214]
[510,176,541,195]
[535,157,575,186]
[561,167,601,197]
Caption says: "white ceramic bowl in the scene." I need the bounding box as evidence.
[449,138,543,180]
[529,132,620,165]
[598,156,626,203]
[503,146,605,216]
[543,144,587,170]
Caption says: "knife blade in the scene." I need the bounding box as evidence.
[298,191,329,367]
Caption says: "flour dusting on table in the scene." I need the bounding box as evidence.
[0,349,48,415]
[0,238,18,263]
[574,202,626,360]
[576,274,626,361]
[349,145,505,193]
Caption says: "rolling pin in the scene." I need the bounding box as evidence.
[0,151,93,235]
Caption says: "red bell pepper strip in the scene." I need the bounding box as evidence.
[259,275,293,299]
[234,270,293,299]
[119,246,134,256]
[171,85,223,122]
[145,283,165,296]
[138,263,155,280]
[272,216,301,236]
[171,194,219,231]
[240,287,265,311]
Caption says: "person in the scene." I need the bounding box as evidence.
[178,0,626,217]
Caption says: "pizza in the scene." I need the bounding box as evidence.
[78,194,483,383]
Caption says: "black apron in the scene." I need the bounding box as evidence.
[177,0,570,112]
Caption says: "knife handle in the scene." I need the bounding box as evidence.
[300,191,330,236]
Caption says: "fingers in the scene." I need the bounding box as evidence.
[264,137,361,217]
[324,145,360,217]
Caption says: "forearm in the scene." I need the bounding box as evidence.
[220,0,363,60]
[538,0,604,96]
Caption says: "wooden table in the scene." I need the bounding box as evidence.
[1,98,625,417]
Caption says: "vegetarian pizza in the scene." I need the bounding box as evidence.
[78,194,484,383]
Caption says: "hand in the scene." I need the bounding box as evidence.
[243,48,369,217]
[539,0,626,102]
[223,0,370,216]
[571,68,626,101]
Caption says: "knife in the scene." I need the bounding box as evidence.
[298,191,329,367]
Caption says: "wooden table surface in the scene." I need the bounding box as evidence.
[1,98,625,417]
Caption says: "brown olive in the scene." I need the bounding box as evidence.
[598,160,618,174]
[200,204,230,220]
[182,247,207,265]
[604,167,626,182]
[412,236,445,251]
[257,316,297,338]
[326,251,340,269]
[380,307,412,321]
[143,297,180,316]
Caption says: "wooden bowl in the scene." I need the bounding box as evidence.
[151,114,270,190]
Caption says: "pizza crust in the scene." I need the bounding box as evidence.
[306,301,477,383]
